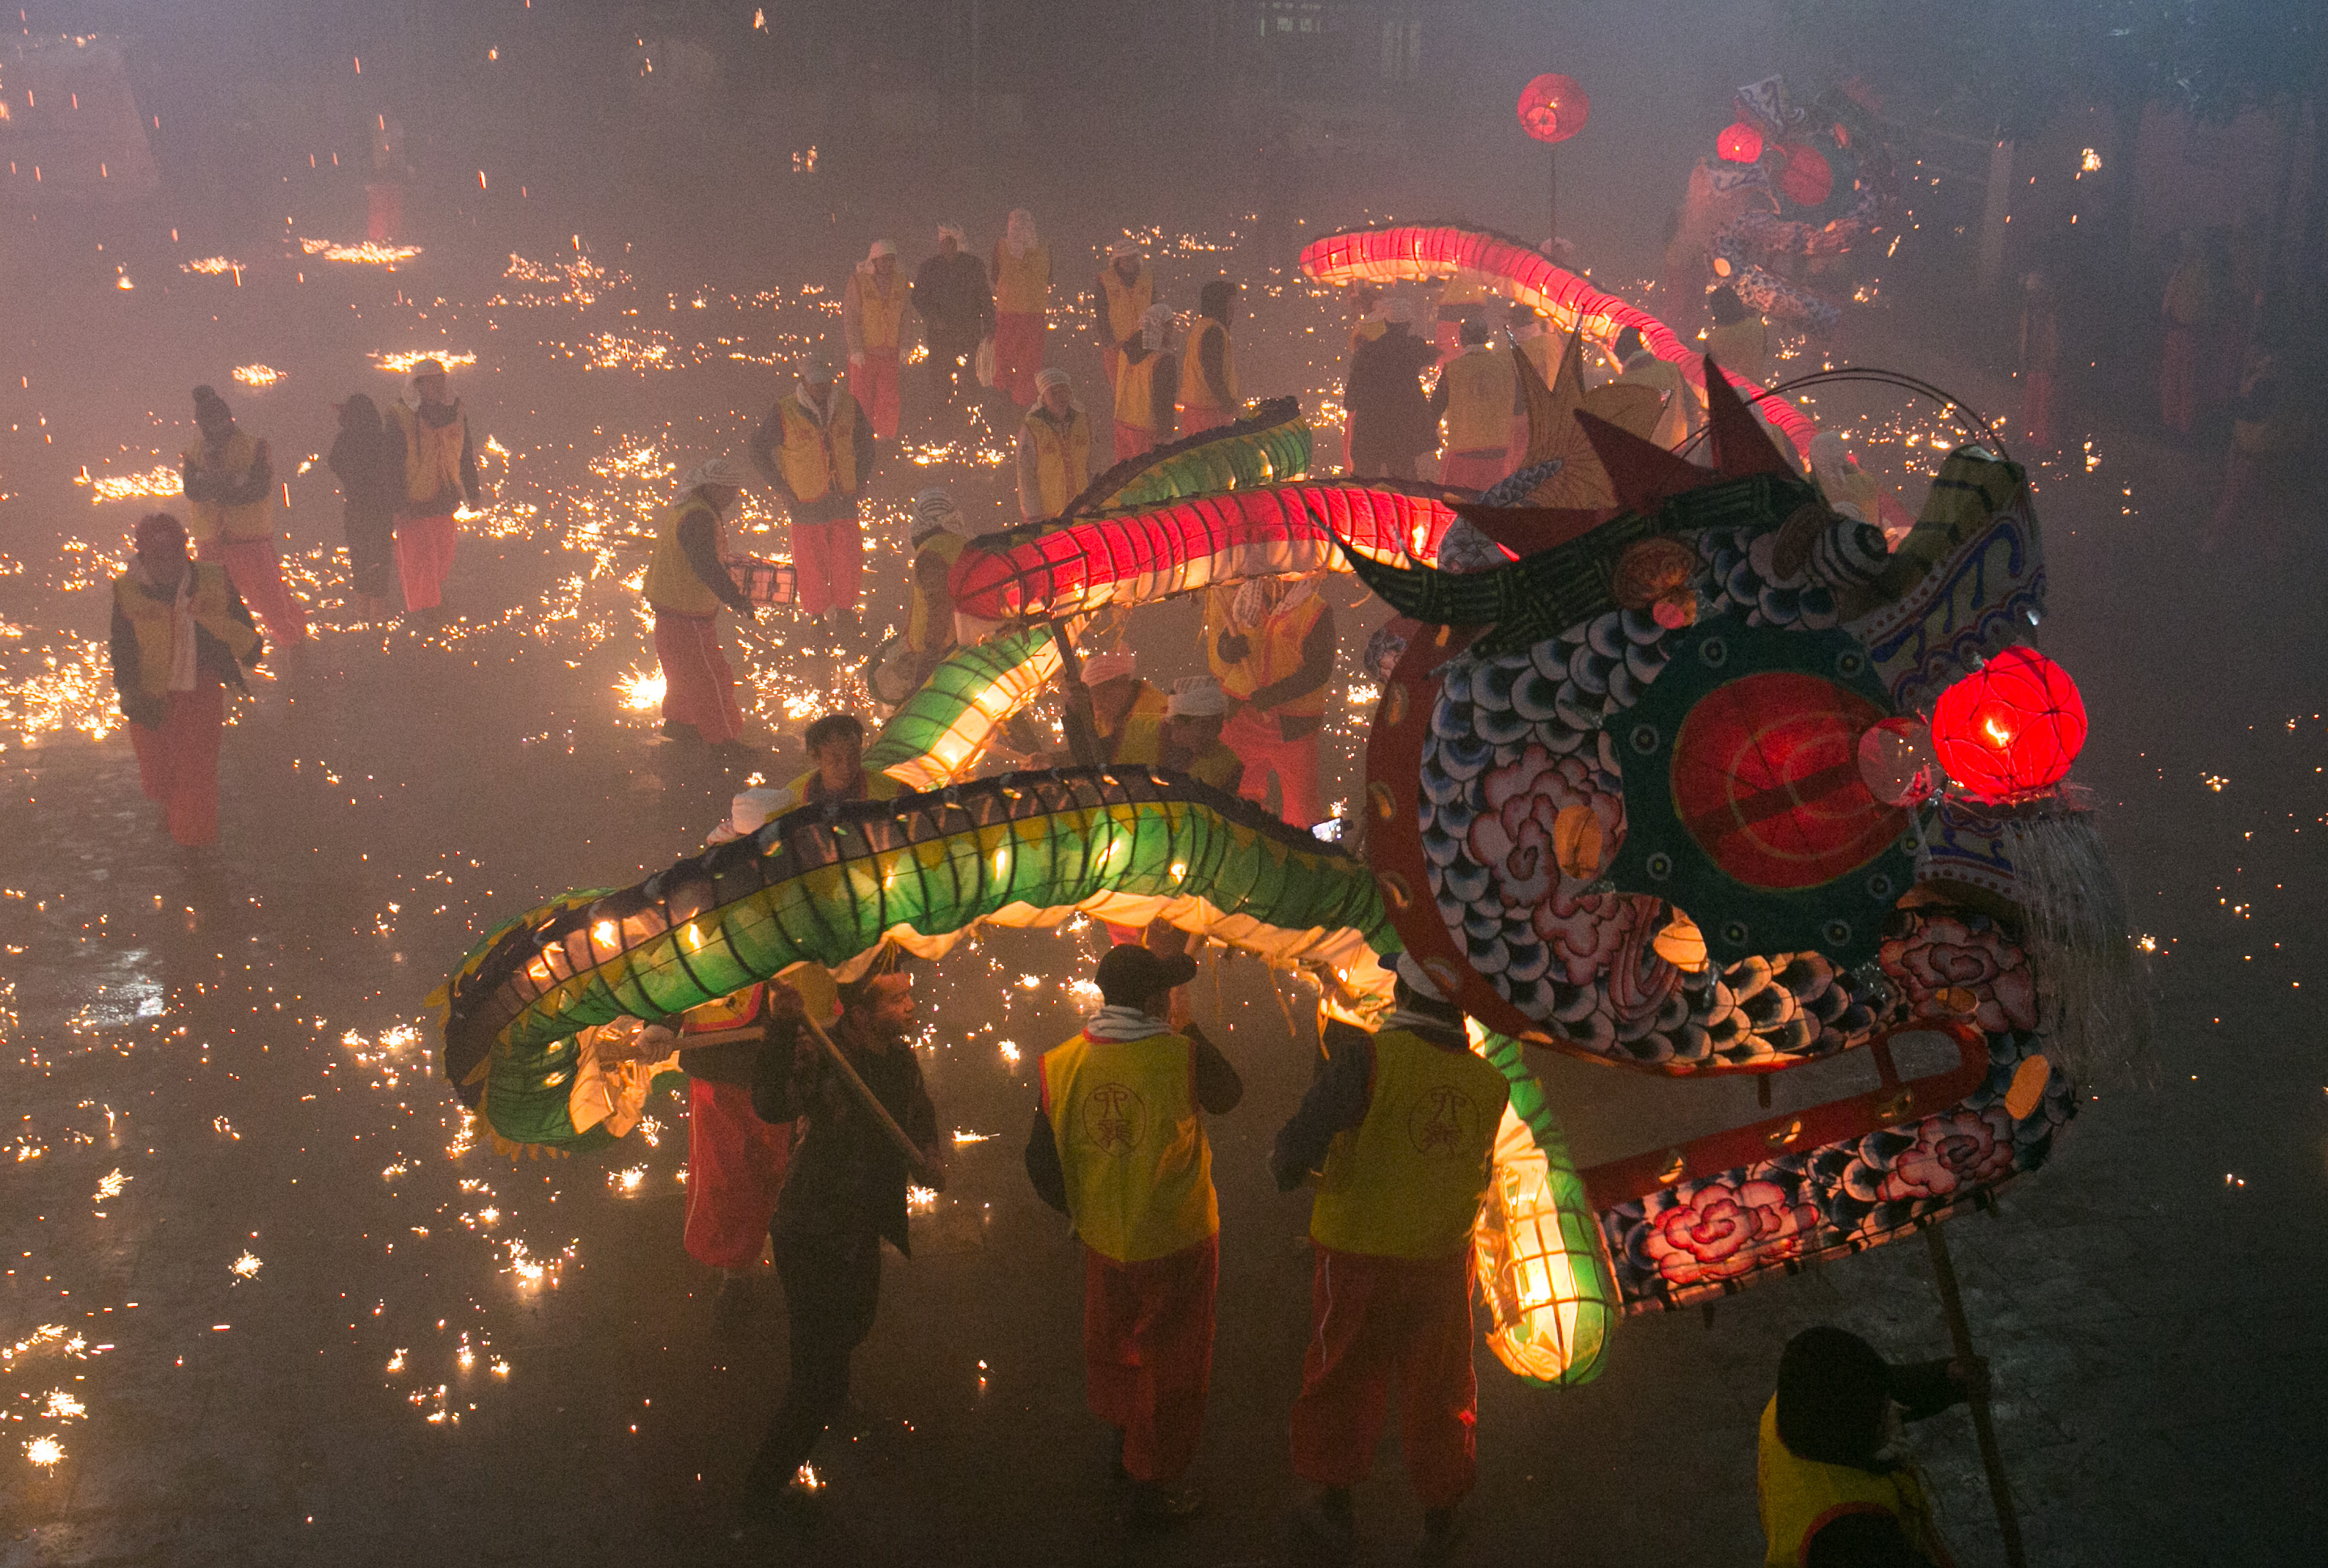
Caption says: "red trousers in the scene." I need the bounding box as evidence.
[199,536,306,645]
[994,311,1045,407]
[850,351,900,441]
[1224,706,1323,828]
[394,512,457,611]
[1290,1246,1478,1510]
[1178,405,1231,436]
[684,1078,791,1270]
[790,513,863,617]
[1113,419,1157,464]
[1085,1235,1217,1484]
[1438,448,1509,494]
[652,608,743,743]
[131,683,226,846]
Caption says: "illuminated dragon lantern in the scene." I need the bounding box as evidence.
[1350,353,2135,1371]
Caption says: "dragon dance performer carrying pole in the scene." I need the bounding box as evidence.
[180,385,307,645]
[1208,575,1335,830]
[1028,944,1245,1529]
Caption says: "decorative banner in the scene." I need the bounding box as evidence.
[436,769,1395,1152]
[1298,223,1820,458]
[1068,396,1312,517]
[861,623,1061,793]
[949,478,1465,622]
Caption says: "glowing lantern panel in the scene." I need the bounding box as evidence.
[1517,74,1590,145]
[1777,142,1835,207]
[1717,121,1765,164]
[1929,646,2087,801]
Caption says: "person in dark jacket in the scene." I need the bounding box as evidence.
[743,965,945,1511]
[1757,1325,1983,1567]
[911,223,996,412]
[1344,308,1440,479]
[327,393,403,623]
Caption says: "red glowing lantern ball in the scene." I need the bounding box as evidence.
[1929,647,2088,801]
[1717,121,1765,164]
[1518,74,1590,145]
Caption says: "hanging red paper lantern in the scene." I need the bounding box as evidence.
[1777,142,1835,206]
[1717,121,1765,164]
[1929,647,2087,801]
[1518,74,1590,145]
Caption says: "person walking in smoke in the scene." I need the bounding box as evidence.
[643,458,758,758]
[1093,240,1155,393]
[743,962,945,1513]
[749,361,876,640]
[913,222,995,414]
[843,239,908,442]
[1016,368,1092,521]
[386,358,483,618]
[181,384,306,646]
[989,208,1052,409]
[1177,281,1242,436]
[326,393,403,624]
[1113,304,1179,462]
[109,513,263,847]
[1026,943,1244,1528]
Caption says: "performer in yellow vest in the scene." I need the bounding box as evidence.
[1158,675,1243,794]
[1273,956,1510,1560]
[1208,575,1335,828]
[1015,368,1093,521]
[1434,273,1495,363]
[1758,1326,1975,1567]
[843,239,908,441]
[108,512,263,846]
[386,358,483,616]
[1093,241,1155,392]
[989,208,1052,408]
[1113,304,1178,463]
[875,487,974,702]
[766,711,906,814]
[1430,318,1519,493]
[1612,326,1699,451]
[643,457,758,755]
[1028,943,1243,1527]
[1176,281,1241,435]
[748,362,877,635]
[181,385,306,645]
[1078,650,1169,767]
[1705,283,1769,387]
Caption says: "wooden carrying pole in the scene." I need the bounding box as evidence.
[1924,1222,2028,1567]
[798,1011,932,1178]
[1047,616,1104,767]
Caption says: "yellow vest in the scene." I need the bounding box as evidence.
[1040,1030,1218,1263]
[907,533,967,655]
[1215,594,1328,718]
[112,564,260,698]
[849,268,907,351]
[1350,318,1390,354]
[1182,740,1241,792]
[1021,404,1092,518]
[1100,682,1168,765]
[181,429,272,543]
[1114,353,1166,433]
[1100,264,1154,343]
[680,982,765,1037]
[643,495,726,617]
[1440,347,1513,453]
[1757,1399,1954,1567]
[393,400,468,510]
[773,392,863,506]
[1308,1028,1508,1259]
[1178,318,1238,416]
[1439,275,1494,311]
[992,241,1050,314]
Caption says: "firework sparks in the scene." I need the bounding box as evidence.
[371,349,478,375]
[302,238,423,266]
[232,364,284,388]
[92,1169,129,1201]
[230,1251,264,1279]
[24,1437,64,1469]
[75,464,181,503]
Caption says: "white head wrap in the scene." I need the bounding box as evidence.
[1079,650,1137,687]
[864,238,897,266]
[681,456,751,496]
[1005,208,1038,260]
[1107,239,1140,261]
[910,487,966,546]
[1034,366,1071,394]
[1379,297,1415,326]
[937,222,965,245]
[1166,675,1228,719]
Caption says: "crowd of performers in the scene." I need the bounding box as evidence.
[103,208,1997,1562]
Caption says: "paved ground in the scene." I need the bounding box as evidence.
[4,97,2326,1568]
